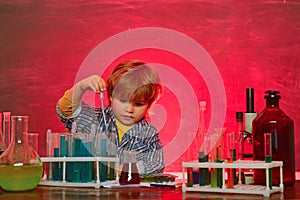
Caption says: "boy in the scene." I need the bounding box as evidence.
[56,60,165,174]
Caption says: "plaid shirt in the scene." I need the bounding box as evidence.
[56,101,165,174]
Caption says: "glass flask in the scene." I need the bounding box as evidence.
[119,151,140,185]
[0,116,43,191]
[252,90,295,186]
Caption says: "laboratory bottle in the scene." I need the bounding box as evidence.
[0,116,43,191]
[252,90,295,186]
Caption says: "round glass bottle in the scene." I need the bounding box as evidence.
[0,116,43,191]
[252,90,295,186]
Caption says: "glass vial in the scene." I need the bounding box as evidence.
[236,112,244,160]
[0,116,43,191]
[0,113,7,155]
[2,112,11,147]
[264,132,272,189]
[226,132,235,189]
[253,90,295,186]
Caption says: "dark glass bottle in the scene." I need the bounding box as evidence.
[252,90,295,186]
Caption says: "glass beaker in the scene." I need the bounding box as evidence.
[0,116,43,191]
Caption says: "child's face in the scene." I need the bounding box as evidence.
[111,96,149,126]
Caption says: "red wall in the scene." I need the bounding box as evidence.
[0,0,299,172]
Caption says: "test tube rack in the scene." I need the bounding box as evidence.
[182,160,283,197]
[39,156,119,188]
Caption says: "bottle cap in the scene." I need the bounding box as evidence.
[264,90,281,99]
[246,88,255,113]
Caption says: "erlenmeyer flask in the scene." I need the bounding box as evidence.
[0,116,43,191]
[119,151,140,185]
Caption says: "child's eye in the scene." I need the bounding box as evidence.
[134,102,147,107]
[118,98,127,103]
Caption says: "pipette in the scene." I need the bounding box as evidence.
[100,91,107,128]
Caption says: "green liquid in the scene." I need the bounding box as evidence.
[265,155,272,189]
[0,164,43,191]
[210,169,217,188]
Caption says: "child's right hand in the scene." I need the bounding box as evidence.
[76,75,106,94]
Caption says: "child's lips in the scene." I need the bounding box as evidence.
[122,115,133,120]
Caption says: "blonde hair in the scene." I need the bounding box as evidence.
[107,60,162,106]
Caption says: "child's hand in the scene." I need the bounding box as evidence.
[77,75,106,93]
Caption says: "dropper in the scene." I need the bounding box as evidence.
[100,91,107,128]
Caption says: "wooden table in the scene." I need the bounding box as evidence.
[0,181,299,199]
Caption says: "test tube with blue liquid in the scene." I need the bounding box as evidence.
[59,134,67,181]
[100,133,108,182]
[94,132,108,182]
[66,132,74,182]
[81,133,93,182]
[71,133,93,183]
[107,134,117,180]
[46,132,63,181]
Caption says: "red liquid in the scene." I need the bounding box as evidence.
[226,157,234,189]
[187,168,193,187]
[119,163,141,185]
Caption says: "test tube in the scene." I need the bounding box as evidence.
[107,134,117,180]
[73,136,82,182]
[216,128,225,188]
[81,133,93,182]
[0,113,7,155]
[53,133,62,181]
[66,133,74,182]
[210,133,218,188]
[100,133,108,182]
[199,135,209,186]
[2,112,11,147]
[226,132,235,189]
[187,132,196,187]
[46,129,52,180]
[28,133,39,153]
[264,132,272,189]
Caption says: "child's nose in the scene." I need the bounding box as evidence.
[126,103,134,113]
